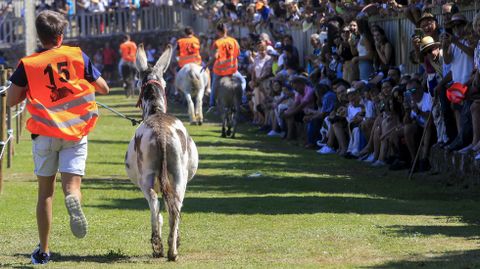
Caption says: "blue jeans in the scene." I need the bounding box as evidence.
[358,60,373,81]
[210,71,247,107]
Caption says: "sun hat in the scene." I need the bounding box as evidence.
[417,12,436,26]
[420,36,440,53]
[446,13,468,27]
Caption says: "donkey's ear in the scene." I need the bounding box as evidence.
[153,44,172,75]
[136,43,148,73]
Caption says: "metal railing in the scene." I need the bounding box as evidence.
[0,5,183,46]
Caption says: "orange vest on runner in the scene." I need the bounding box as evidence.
[177,36,202,68]
[21,46,99,141]
[120,40,137,62]
[213,36,239,76]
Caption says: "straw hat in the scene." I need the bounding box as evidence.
[420,36,440,53]
[417,12,436,26]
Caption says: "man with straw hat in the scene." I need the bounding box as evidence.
[421,36,450,147]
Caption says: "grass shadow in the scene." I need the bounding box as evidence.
[366,249,480,269]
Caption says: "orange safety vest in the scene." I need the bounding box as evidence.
[213,36,239,76]
[177,36,202,68]
[21,46,99,141]
[120,40,137,62]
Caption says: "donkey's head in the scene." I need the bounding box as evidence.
[135,43,172,117]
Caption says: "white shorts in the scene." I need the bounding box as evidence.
[32,135,88,177]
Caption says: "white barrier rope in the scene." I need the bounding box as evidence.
[12,100,26,119]
[0,129,13,160]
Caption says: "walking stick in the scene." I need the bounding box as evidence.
[408,110,433,180]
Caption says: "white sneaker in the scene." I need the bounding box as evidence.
[267,130,282,137]
[363,153,375,163]
[65,194,88,238]
[317,146,336,154]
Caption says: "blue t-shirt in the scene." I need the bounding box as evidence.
[321,90,336,113]
[9,49,100,87]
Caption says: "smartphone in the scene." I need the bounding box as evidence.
[414,28,423,38]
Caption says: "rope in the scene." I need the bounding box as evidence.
[0,129,13,160]
[12,100,26,119]
[96,101,142,126]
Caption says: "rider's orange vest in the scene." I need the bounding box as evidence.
[120,40,137,62]
[21,46,99,141]
[177,36,202,68]
[213,36,239,76]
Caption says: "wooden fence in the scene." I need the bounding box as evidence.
[0,65,25,194]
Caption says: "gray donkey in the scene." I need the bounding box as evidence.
[215,76,243,138]
[125,44,198,261]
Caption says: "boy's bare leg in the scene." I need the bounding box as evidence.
[37,175,56,254]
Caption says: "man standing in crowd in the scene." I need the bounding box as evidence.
[442,14,474,152]
[6,10,109,264]
[176,26,202,69]
[205,23,246,110]
[119,34,137,97]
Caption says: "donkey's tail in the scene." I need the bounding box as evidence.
[157,132,180,216]
[189,66,202,92]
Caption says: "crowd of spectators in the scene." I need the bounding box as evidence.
[174,0,480,174]
[2,0,480,174]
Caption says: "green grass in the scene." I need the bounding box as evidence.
[1,88,480,268]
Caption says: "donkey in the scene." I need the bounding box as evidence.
[125,44,198,261]
[215,76,243,138]
[174,63,210,125]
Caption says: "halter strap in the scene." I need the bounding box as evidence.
[136,79,167,112]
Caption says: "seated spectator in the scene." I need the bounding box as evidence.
[403,79,434,172]
[281,75,315,143]
[303,83,337,149]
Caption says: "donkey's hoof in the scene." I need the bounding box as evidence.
[226,130,232,136]
[221,133,226,138]
[152,251,165,258]
[197,121,203,126]
[168,253,178,262]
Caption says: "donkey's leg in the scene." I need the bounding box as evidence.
[141,175,164,258]
[185,93,196,125]
[166,178,187,261]
[231,109,239,139]
[221,108,227,138]
[195,94,204,125]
